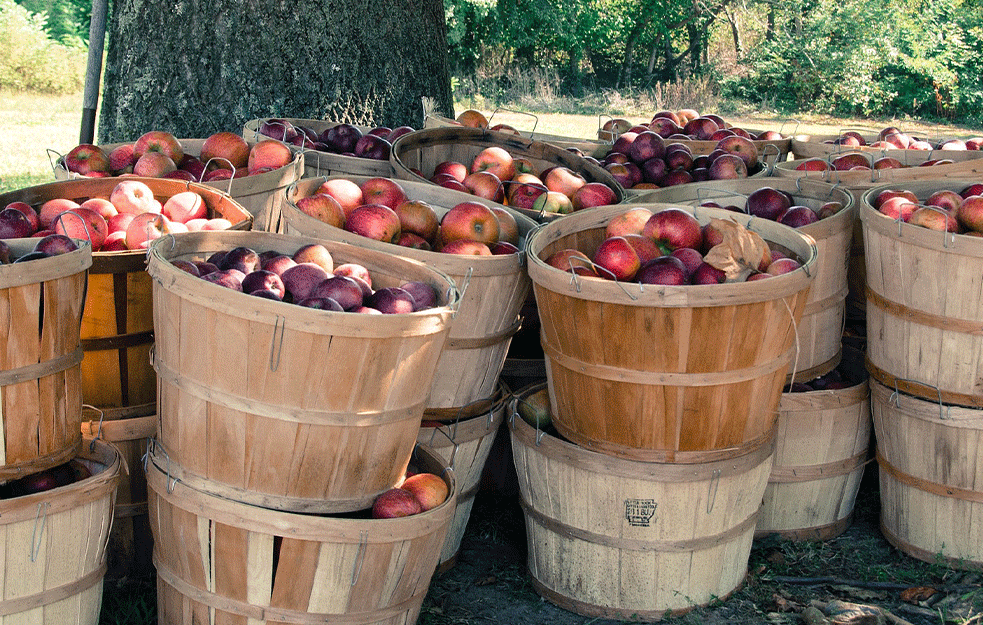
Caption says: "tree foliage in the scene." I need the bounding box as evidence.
[15,0,91,43]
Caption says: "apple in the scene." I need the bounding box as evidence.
[692,261,727,284]
[161,191,207,223]
[664,146,694,171]
[433,160,468,183]
[0,207,34,239]
[471,146,516,182]
[506,180,548,211]
[636,255,687,285]
[353,134,392,160]
[440,201,500,245]
[360,177,407,210]
[532,190,573,215]
[957,195,983,232]
[33,233,79,256]
[240,270,286,298]
[908,206,959,232]
[543,167,586,197]
[746,187,792,221]
[778,206,820,228]
[795,158,830,172]
[399,281,438,310]
[605,207,654,238]
[622,233,663,263]
[925,190,964,213]
[379,201,435,244]
[281,262,331,301]
[258,118,297,142]
[463,171,505,203]
[960,184,983,199]
[345,204,401,243]
[64,143,111,176]
[400,472,448,511]
[874,189,918,209]
[683,117,719,140]
[372,488,423,518]
[76,198,117,224]
[440,239,492,255]
[5,201,41,231]
[200,131,250,170]
[715,135,759,170]
[592,236,640,281]
[642,208,702,251]
[570,182,617,211]
[124,212,169,250]
[132,151,177,177]
[133,130,184,163]
[110,179,159,215]
[456,109,489,128]
[831,153,870,171]
[295,193,346,229]
[316,178,364,217]
[309,275,363,310]
[873,156,904,170]
[545,248,597,276]
[491,241,520,255]
[877,196,918,222]
[247,139,292,174]
[489,206,519,245]
[50,208,106,249]
[366,286,416,313]
[604,162,634,188]
[333,263,372,288]
[627,131,666,164]
[707,153,748,180]
[108,144,137,173]
[670,247,704,277]
[438,178,469,193]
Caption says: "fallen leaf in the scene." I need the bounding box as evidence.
[703,217,771,281]
[900,586,937,604]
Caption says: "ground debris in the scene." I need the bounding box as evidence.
[809,599,918,625]
[899,586,937,604]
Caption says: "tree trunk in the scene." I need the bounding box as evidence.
[97,0,454,142]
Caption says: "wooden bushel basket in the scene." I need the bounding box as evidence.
[790,129,983,161]
[756,378,871,540]
[51,139,303,234]
[147,230,458,513]
[0,439,119,624]
[282,175,535,410]
[526,204,818,461]
[871,379,983,570]
[82,407,155,581]
[389,126,625,224]
[0,178,253,423]
[149,442,455,625]
[0,238,91,481]
[861,180,983,407]
[633,178,855,381]
[243,117,395,180]
[417,384,507,572]
[509,383,774,621]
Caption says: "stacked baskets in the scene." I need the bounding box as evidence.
[511,203,819,618]
[0,236,121,623]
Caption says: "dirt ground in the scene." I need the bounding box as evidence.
[418,443,982,625]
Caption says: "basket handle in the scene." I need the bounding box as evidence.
[46,148,66,175]
[488,107,539,137]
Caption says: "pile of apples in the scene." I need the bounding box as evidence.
[370,471,449,519]
[295,176,521,255]
[0,459,91,499]
[794,151,961,172]
[178,241,441,314]
[421,145,618,216]
[448,108,523,135]
[598,109,784,144]
[255,119,413,162]
[872,183,983,235]
[545,207,803,285]
[0,179,233,252]
[596,128,764,191]
[822,127,983,151]
[62,130,294,182]
[696,185,844,229]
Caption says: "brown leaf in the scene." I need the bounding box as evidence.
[475,575,497,587]
[703,217,771,281]
[900,586,937,604]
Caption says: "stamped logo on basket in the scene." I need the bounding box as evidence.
[625,499,657,527]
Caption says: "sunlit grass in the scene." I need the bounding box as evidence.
[0,89,84,193]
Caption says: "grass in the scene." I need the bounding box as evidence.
[0,90,87,192]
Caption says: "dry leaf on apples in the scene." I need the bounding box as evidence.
[703,218,771,282]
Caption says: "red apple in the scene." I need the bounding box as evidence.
[316,178,364,217]
[64,143,111,176]
[296,193,346,229]
[592,236,640,281]
[394,199,439,242]
[247,139,293,174]
[532,190,574,215]
[543,167,586,197]
[433,160,468,183]
[506,180,548,211]
[471,146,516,182]
[908,206,959,232]
[162,191,207,223]
[360,177,407,210]
[108,144,137,173]
[371,488,423,518]
[345,204,401,243]
[606,207,654,238]
[545,248,597,276]
[925,190,964,213]
[571,182,617,211]
[124,212,169,250]
[110,179,160,215]
[133,130,183,163]
[400,473,448,511]
[463,171,505,203]
[636,255,688,285]
[133,151,177,177]
[5,201,41,232]
[878,196,919,222]
[200,131,250,170]
[956,195,983,233]
[490,206,519,245]
[52,208,107,250]
[440,201,500,245]
[746,187,792,221]
[441,239,492,255]
[641,208,702,251]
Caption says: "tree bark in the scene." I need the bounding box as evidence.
[97,0,454,142]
